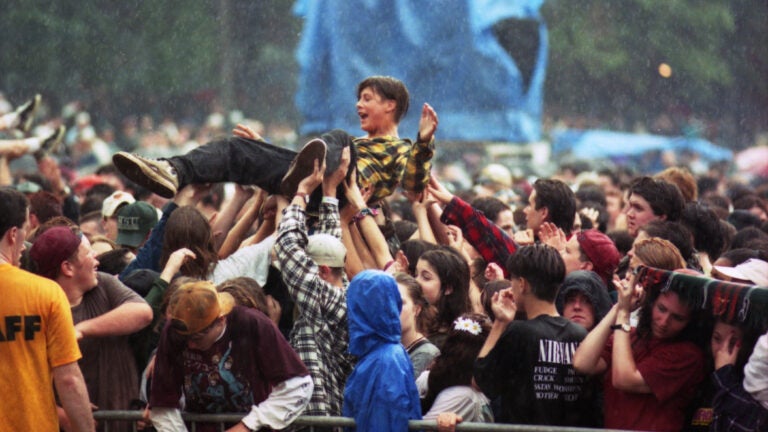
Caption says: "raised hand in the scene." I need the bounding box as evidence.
[484,262,505,281]
[491,288,517,324]
[418,103,439,142]
[296,158,325,196]
[538,222,566,251]
[323,147,351,194]
[232,123,263,141]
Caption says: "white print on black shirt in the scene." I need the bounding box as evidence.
[533,340,584,401]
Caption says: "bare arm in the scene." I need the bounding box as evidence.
[54,362,95,432]
[218,190,267,258]
[478,288,517,359]
[572,304,615,376]
[75,302,153,339]
[610,272,652,393]
[212,185,258,252]
[345,169,392,269]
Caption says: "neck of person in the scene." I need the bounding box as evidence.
[401,328,425,350]
[366,124,399,139]
[523,297,559,320]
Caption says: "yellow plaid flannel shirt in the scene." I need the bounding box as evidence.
[353,135,434,203]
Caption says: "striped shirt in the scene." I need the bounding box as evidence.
[276,202,355,417]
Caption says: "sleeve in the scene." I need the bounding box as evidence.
[440,196,517,275]
[240,375,313,431]
[46,282,83,368]
[210,235,275,286]
[423,387,483,421]
[100,272,148,306]
[712,365,765,425]
[120,201,177,279]
[317,200,342,239]
[473,324,515,399]
[276,205,346,321]
[149,324,185,408]
[401,136,434,193]
[149,407,187,432]
[636,341,705,403]
[744,333,768,410]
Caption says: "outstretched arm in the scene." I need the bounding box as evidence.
[401,103,437,193]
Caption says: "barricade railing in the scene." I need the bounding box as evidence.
[93,411,635,432]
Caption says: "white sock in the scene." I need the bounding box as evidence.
[23,137,41,152]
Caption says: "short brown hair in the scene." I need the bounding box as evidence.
[356,76,410,123]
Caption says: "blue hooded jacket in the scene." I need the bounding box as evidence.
[343,270,421,431]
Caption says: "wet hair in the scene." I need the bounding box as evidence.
[217,277,269,316]
[481,279,512,321]
[395,273,437,334]
[356,76,410,123]
[627,176,685,222]
[422,313,491,413]
[393,220,418,243]
[731,227,768,251]
[399,239,439,276]
[654,167,698,202]
[681,202,727,260]
[575,184,607,208]
[607,229,635,257]
[718,248,768,266]
[96,248,133,275]
[532,178,577,235]
[29,191,63,225]
[0,187,29,236]
[471,196,511,225]
[633,237,686,271]
[506,244,566,302]
[636,285,703,345]
[161,206,219,279]
[639,220,694,264]
[419,247,472,333]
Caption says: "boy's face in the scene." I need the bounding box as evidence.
[356,87,395,135]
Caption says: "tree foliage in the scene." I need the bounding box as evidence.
[0,0,764,145]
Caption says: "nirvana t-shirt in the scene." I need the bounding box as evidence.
[474,315,592,426]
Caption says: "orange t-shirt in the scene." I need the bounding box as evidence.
[0,264,82,431]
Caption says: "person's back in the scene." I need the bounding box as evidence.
[343,270,421,432]
[0,264,81,430]
[474,244,593,426]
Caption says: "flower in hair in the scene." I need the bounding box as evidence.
[453,317,482,335]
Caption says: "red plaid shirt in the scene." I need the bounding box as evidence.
[440,196,518,276]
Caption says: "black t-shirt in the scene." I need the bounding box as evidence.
[474,315,593,426]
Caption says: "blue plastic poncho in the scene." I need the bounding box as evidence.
[343,270,421,431]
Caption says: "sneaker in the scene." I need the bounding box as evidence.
[280,138,327,198]
[33,125,65,160]
[112,152,179,198]
[13,94,41,134]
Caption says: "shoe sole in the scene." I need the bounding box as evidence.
[280,139,327,198]
[113,153,177,198]
[17,94,41,134]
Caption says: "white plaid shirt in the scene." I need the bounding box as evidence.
[276,202,354,417]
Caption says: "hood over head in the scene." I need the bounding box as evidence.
[556,270,614,324]
[347,270,402,356]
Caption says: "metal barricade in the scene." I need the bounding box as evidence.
[93,411,634,432]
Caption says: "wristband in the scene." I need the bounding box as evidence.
[321,196,339,206]
[352,207,379,224]
[295,192,310,204]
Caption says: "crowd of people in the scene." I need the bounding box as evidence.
[1,75,768,432]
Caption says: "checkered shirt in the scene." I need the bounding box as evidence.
[276,202,355,417]
[354,135,434,203]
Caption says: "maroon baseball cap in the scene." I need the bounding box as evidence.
[576,229,621,287]
[29,226,82,280]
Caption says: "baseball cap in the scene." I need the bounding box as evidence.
[576,229,621,287]
[307,233,346,267]
[477,164,512,188]
[102,191,135,218]
[168,281,235,335]
[713,259,768,286]
[29,226,82,279]
[116,202,158,248]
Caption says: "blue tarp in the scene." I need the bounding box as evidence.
[293,0,547,142]
[551,129,733,161]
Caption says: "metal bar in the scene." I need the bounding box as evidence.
[92,411,635,431]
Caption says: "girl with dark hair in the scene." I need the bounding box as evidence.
[160,205,274,285]
[415,246,472,350]
[396,273,439,377]
[417,313,494,426]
